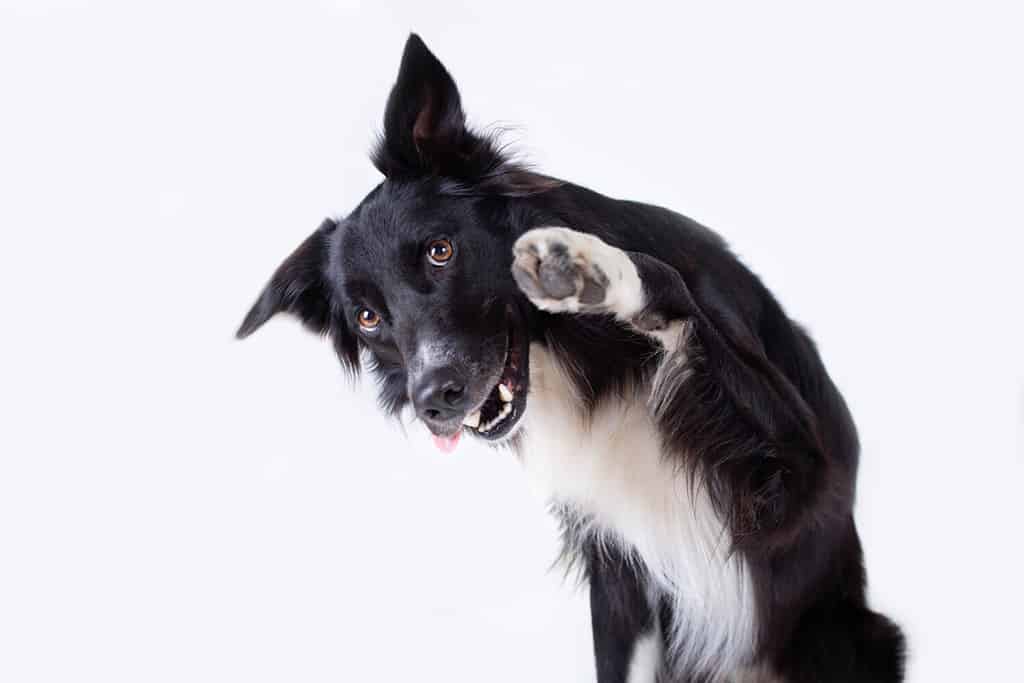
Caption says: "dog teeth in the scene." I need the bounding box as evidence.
[473,382,516,434]
[478,402,514,434]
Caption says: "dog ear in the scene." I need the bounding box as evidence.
[374,33,468,178]
[236,218,359,372]
[372,34,560,196]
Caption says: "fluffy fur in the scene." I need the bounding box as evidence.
[524,343,757,680]
[238,34,906,682]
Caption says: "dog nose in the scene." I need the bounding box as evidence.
[412,368,469,422]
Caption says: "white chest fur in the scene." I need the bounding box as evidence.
[520,344,757,680]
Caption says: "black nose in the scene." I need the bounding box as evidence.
[412,368,469,423]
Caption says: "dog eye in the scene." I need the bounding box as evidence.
[426,239,454,266]
[356,308,381,332]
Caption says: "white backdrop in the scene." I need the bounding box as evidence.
[2,1,1022,681]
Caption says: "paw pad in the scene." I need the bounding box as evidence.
[512,228,611,313]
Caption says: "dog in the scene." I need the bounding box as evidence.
[237,34,906,683]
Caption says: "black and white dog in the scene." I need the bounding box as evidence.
[238,35,905,683]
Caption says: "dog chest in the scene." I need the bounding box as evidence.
[519,344,758,679]
[520,344,696,544]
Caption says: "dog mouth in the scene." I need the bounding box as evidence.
[460,317,530,442]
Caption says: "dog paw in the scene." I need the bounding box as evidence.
[512,227,642,316]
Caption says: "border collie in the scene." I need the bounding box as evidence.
[238,34,905,683]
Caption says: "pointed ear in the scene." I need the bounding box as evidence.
[236,218,359,372]
[373,34,561,196]
[374,33,468,178]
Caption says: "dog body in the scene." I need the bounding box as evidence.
[239,35,905,682]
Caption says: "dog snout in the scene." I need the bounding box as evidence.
[412,368,470,425]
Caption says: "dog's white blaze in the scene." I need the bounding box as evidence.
[627,628,663,683]
[522,346,756,680]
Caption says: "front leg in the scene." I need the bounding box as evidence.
[512,227,830,551]
[511,227,692,353]
[585,545,662,683]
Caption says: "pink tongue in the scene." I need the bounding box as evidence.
[431,430,462,454]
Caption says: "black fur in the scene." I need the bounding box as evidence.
[587,544,659,683]
[238,34,905,682]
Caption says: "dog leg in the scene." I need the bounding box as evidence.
[512,227,831,552]
[586,545,662,683]
[511,227,691,353]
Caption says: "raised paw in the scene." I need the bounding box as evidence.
[511,227,643,317]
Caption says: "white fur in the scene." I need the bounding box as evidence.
[627,628,663,683]
[648,320,695,420]
[732,664,784,683]
[521,344,757,681]
[649,320,690,355]
[513,227,646,318]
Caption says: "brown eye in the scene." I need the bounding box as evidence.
[356,308,380,331]
[426,238,454,266]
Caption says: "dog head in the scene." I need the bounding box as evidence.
[237,35,556,448]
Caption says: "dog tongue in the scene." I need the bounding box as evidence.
[431,430,462,454]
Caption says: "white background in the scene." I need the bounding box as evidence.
[2,1,1022,681]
